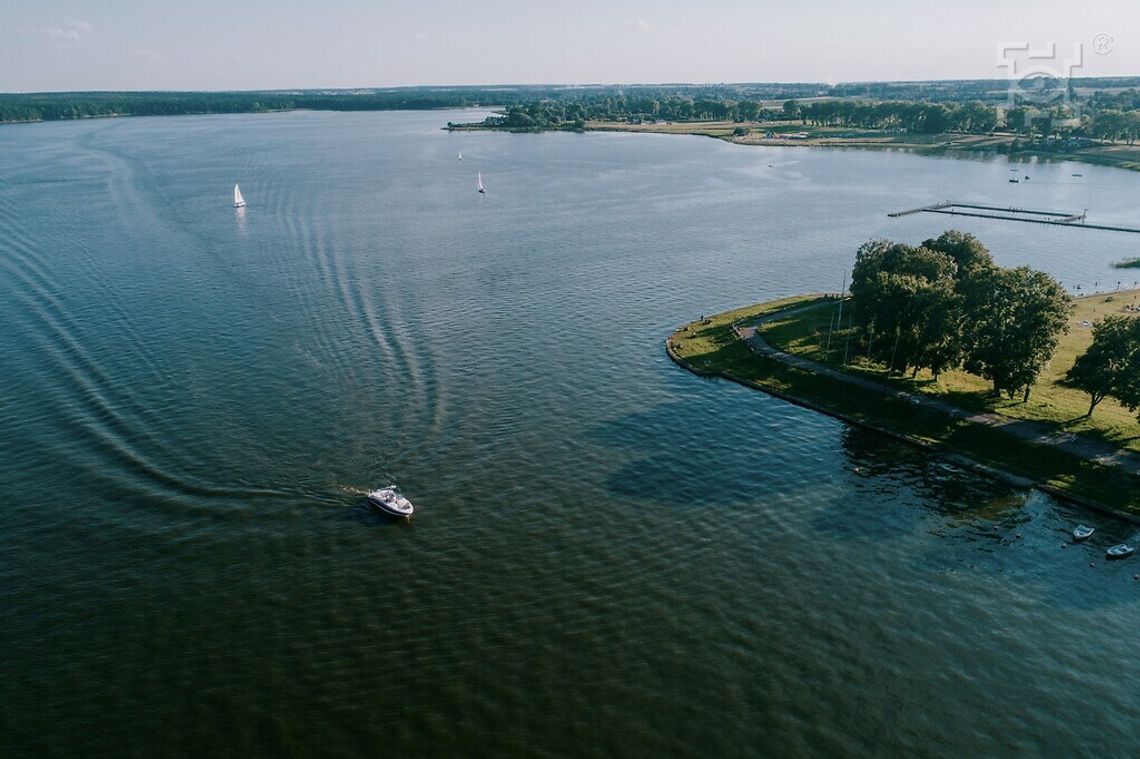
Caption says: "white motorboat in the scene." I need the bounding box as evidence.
[1106,544,1135,560]
[1072,525,1094,542]
[367,486,414,518]
[233,183,246,208]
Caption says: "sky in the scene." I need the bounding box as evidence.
[2,1,1138,92]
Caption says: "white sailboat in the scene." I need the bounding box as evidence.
[476,172,485,194]
[458,152,463,161]
[233,184,246,208]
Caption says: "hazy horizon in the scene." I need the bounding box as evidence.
[2,1,1137,92]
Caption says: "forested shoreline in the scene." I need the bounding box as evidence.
[0,87,517,123]
[6,78,1140,137]
[438,79,1140,146]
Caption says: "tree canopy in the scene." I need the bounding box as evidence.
[850,240,959,377]
[960,266,1072,400]
[849,231,1072,396]
[920,230,994,279]
[1065,315,1140,417]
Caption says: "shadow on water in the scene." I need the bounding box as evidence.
[590,395,1139,609]
[837,426,1030,525]
[832,427,1140,610]
[585,397,841,508]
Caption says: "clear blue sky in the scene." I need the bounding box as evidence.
[2,1,1137,91]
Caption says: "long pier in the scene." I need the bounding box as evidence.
[888,201,1140,234]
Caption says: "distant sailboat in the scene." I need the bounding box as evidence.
[233,184,246,208]
[458,152,463,161]
[477,172,485,194]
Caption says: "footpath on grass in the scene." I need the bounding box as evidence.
[666,296,1140,521]
[736,302,1140,477]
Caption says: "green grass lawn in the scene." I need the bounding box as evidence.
[760,290,1140,453]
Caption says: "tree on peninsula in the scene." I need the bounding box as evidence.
[961,266,1071,400]
[850,240,958,377]
[848,231,1071,394]
[920,230,994,279]
[1064,315,1140,417]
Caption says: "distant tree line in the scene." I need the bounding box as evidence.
[794,100,999,133]
[0,83,831,125]
[441,79,1140,145]
[784,97,1140,142]
[468,95,772,131]
[470,91,1140,143]
[0,89,511,124]
[8,79,1140,136]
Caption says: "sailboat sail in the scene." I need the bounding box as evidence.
[476,173,485,193]
[458,152,463,161]
[233,184,246,208]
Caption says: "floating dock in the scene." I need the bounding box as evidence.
[889,201,1140,234]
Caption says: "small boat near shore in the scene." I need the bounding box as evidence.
[1106,544,1135,560]
[1073,525,1095,542]
[367,486,414,518]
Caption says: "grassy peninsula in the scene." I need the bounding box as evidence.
[668,291,1140,517]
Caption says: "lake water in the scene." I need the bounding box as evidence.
[2,110,1138,757]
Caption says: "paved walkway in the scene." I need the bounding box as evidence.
[734,302,1140,476]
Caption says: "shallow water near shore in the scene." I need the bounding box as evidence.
[1,110,1138,756]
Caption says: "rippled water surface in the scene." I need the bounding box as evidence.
[2,110,1138,757]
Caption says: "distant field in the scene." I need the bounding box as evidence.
[583,120,1140,171]
[761,289,1140,453]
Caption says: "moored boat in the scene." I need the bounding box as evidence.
[1072,525,1094,542]
[1106,544,1135,560]
[367,486,414,518]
